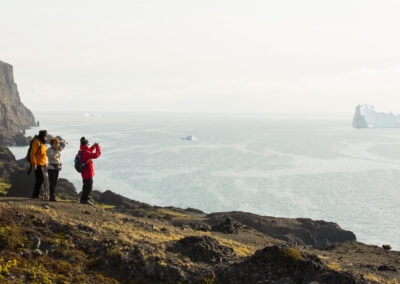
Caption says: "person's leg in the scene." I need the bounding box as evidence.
[81,179,88,202]
[32,166,44,198]
[86,177,93,201]
[52,170,59,201]
[54,170,59,188]
[48,169,57,201]
[40,167,49,200]
[81,178,93,203]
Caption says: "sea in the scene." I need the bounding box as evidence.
[9,112,400,250]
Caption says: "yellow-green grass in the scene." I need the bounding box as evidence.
[0,179,11,196]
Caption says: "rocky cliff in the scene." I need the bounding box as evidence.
[0,61,35,145]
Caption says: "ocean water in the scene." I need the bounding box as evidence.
[10,112,400,250]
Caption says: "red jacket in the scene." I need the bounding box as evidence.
[80,144,101,179]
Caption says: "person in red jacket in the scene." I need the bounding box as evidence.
[79,137,101,205]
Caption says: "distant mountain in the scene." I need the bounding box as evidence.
[0,60,36,145]
[353,104,400,128]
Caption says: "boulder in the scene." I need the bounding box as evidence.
[218,245,362,283]
[56,179,79,200]
[7,168,78,200]
[170,235,235,264]
[0,146,18,179]
[211,217,246,234]
[97,190,151,209]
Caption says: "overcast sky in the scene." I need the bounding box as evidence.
[1,0,400,115]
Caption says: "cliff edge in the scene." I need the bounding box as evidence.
[0,61,35,145]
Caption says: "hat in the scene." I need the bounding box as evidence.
[80,137,89,146]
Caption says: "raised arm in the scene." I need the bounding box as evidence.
[85,145,101,160]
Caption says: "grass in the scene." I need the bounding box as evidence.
[54,197,77,203]
[263,247,303,263]
[327,261,341,271]
[100,221,184,244]
[363,273,384,283]
[215,237,256,257]
[362,274,400,284]
[156,208,192,219]
[0,179,11,196]
[0,252,118,283]
[97,204,116,209]
[0,226,28,250]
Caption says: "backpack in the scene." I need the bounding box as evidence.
[26,136,42,163]
[74,150,87,173]
[26,137,42,175]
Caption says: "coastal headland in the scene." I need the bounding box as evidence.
[0,60,399,283]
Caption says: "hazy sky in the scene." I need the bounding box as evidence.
[2,0,400,115]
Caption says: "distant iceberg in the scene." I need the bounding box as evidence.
[353,105,400,128]
[181,135,198,141]
[84,113,101,117]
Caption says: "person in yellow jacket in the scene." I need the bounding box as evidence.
[30,130,48,198]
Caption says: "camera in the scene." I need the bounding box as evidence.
[59,140,66,148]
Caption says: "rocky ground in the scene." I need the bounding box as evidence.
[0,195,399,283]
[0,146,399,283]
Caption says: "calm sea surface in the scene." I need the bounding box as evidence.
[10,112,400,249]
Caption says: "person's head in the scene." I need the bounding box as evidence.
[80,137,89,146]
[38,130,48,143]
[50,137,59,150]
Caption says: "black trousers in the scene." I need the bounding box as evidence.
[48,169,59,198]
[32,166,44,198]
[81,178,93,202]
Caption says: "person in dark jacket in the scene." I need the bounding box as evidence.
[79,137,101,205]
[31,130,48,198]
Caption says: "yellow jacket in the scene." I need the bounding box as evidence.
[30,139,47,166]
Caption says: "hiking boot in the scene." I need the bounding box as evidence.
[49,196,57,202]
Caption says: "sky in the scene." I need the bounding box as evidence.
[1,0,400,115]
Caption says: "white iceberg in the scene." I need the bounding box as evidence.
[84,113,101,117]
[353,105,400,128]
[181,135,198,141]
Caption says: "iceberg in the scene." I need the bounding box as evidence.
[84,113,101,117]
[181,135,198,141]
[353,105,400,128]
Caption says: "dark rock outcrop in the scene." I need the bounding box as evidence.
[95,189,152,210]
[55,179,79,200]
[0,61,36,146]
[219,245,363,283]
[7,164,78,199]
[207,212,356,249]
[0,146,18,179]
[212,217,247,234]
[170,235,236,264]
[97,190,135,208]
